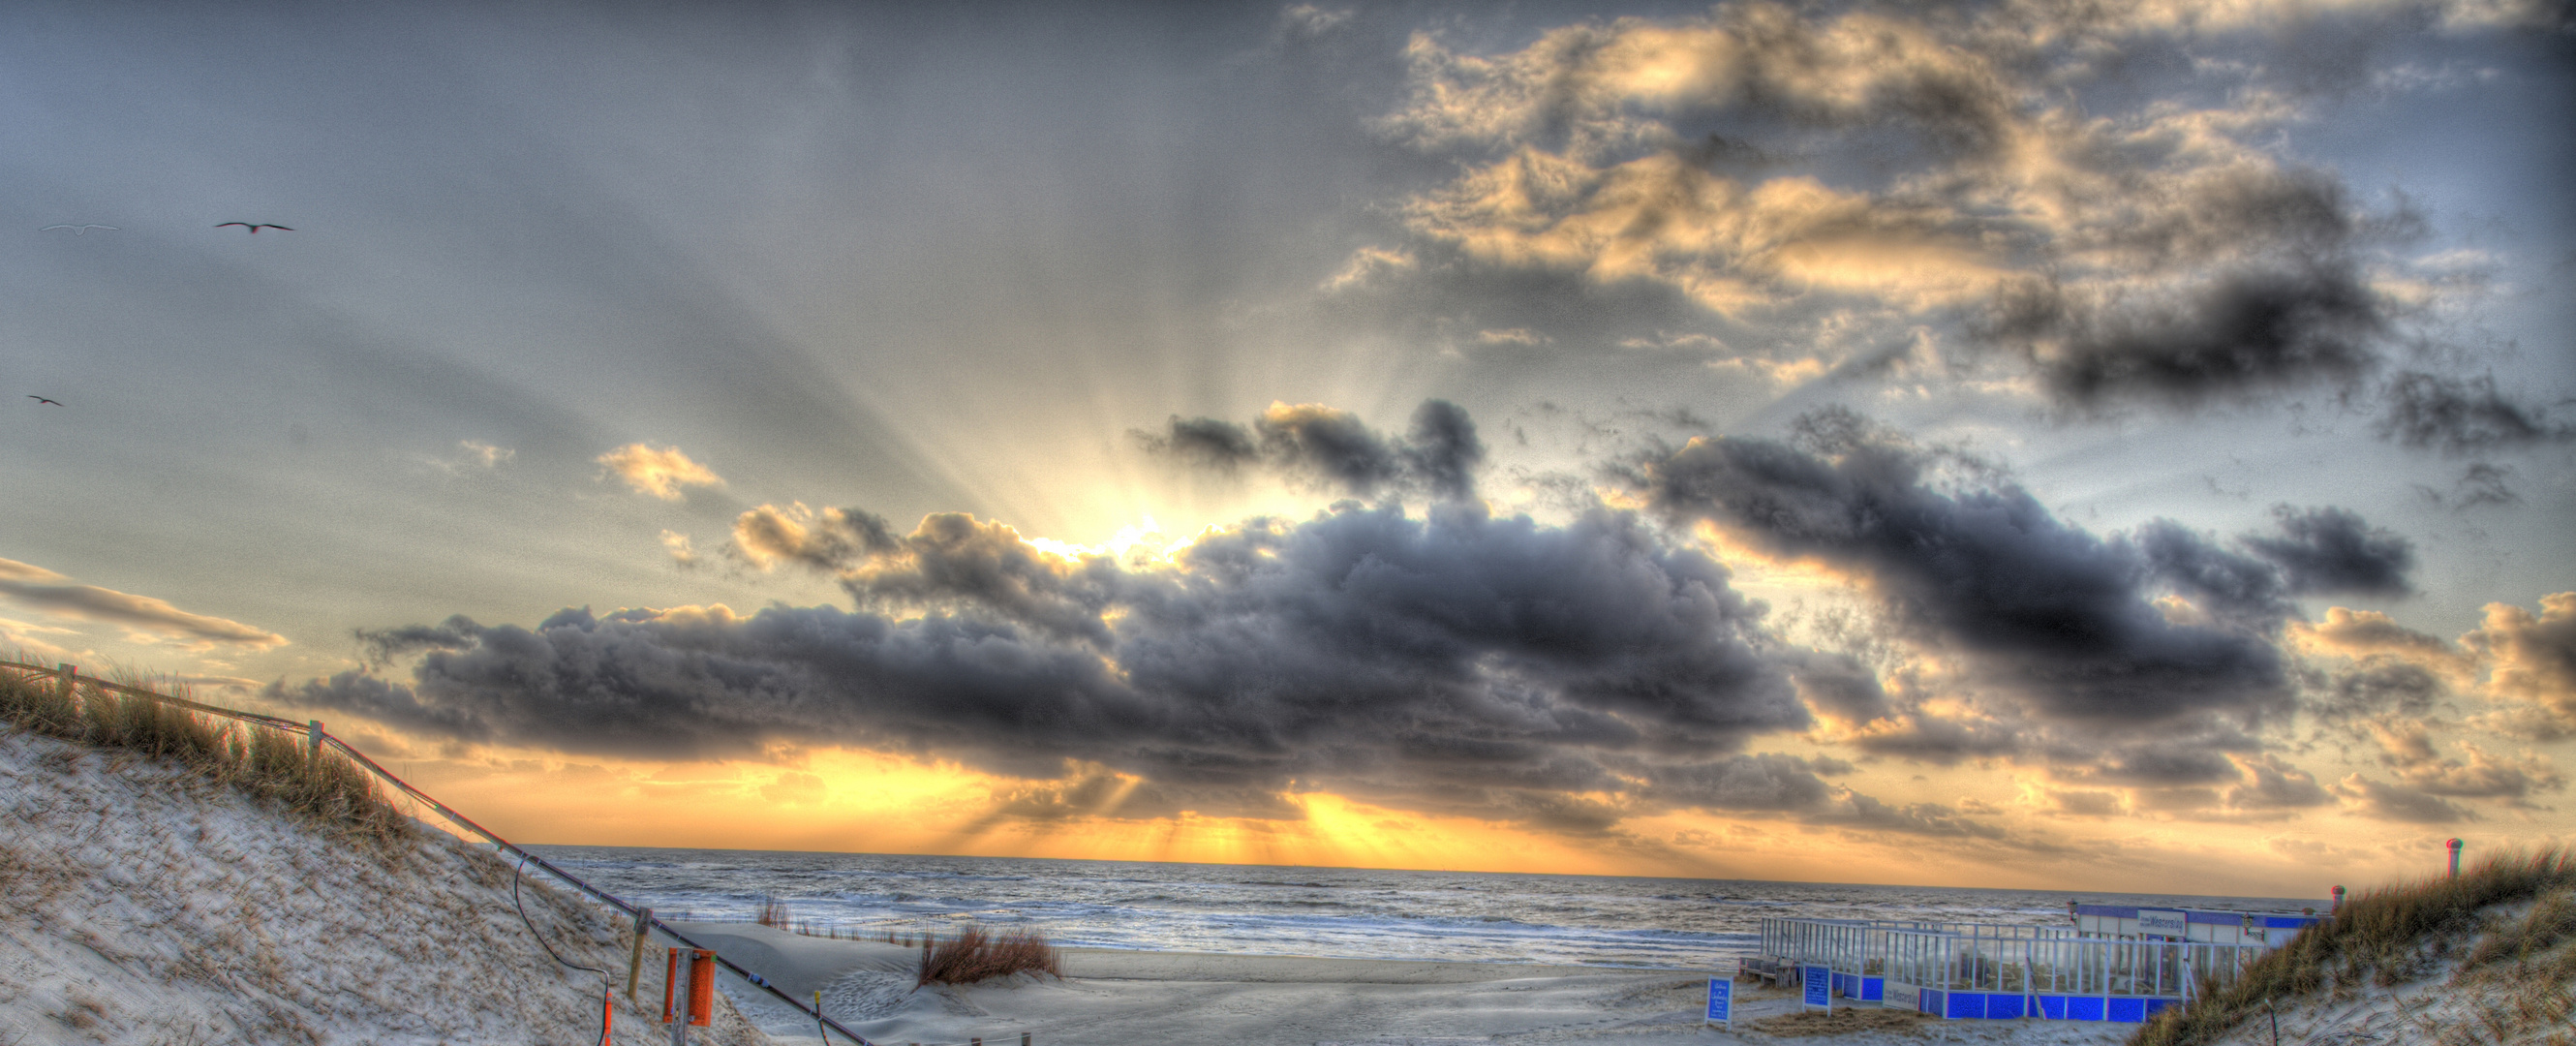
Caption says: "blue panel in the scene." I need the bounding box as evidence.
[1862,976,1884,1001]
[1947,992,1984,1020]
[2145,999,2174,1018]
[2037,995,2068,1020]
[1922,989,1943,1016]
[1987,994,2025,1020]
[2068,997,2105,1022]
[2074,905,2139,918]
[2185,910,2240,924]
[2108,998,2146,1023]
[2265,916,2320,929]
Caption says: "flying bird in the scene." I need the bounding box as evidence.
[28,396,63,406]
[215,223,293,233]
[39,224,120,235]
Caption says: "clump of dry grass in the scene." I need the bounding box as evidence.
[0,661,408,844]
[755,894,791,929]
[916,923,1063,987]
[790,919,864,940]
[2134,848,2576,1046]
[1751,1006,1933,1037]
[2464,886,2576,972]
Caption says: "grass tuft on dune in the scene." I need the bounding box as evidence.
[0,659,407,844]
[918,923,1065,986]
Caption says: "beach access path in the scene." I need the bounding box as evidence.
[674,923,2142,1046]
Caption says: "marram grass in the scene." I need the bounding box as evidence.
[2133,848,2576,1046]
[0,659,409,845]
[916,923,1064,987]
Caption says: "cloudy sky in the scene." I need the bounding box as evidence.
[4,0,2570,897]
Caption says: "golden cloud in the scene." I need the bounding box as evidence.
[2461,593,2576,740]
[2300,597,2576,740]
[596,443,725,501]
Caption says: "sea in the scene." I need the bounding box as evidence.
[526,846,2324,972]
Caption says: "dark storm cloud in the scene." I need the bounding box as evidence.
[2333,775,2479,824]
[2372,721,2565,803]
[1401,399,1487,501]
[1627,413,2313,723]
[977,773,1305,825]
[2133,519,2298,624]
[1638,753,1839,812]
[274,499,1847,829]
[2376,372,2576,455]
[2241,506,2416,598]
[1990,262,2388,410]
[2055,745,2249,788]
[2308,661,2447,725]
[354,616,482,666]
[1782,650,1896,724]
[1136,399,1486,501]
[1821,796,2009,840]
[2225,755,2334,811]
[1133,416,1262,472]
[1845,711,2026,763]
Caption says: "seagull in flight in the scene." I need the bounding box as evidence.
[39,224,120,235]
[216,222,293,233]
[28,395,63,406]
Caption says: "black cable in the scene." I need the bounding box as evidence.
[512,854,614,1046]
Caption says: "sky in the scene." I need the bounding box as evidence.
[3,0,2571,900]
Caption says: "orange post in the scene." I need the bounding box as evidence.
[663,947,682,1023]
[688,950,716,1026]
[601,986,614,1036]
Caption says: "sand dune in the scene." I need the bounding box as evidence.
[0,728,768,1046]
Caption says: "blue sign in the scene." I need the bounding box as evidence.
[1803,965,1830,1009]
[1704,977,1732,1023]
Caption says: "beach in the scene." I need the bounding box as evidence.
[676,923,2140,1046]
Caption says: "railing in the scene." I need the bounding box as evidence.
[1,661,883,1045]
[1880,926,2267,998]
[1758,916,2084,982]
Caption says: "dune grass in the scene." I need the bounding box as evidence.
[916,923,1063,987]
[0,660,409,844]
[2134,848,2576,1046]
[754,893,792,929]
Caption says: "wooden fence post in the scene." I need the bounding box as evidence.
[307,720,324,760]
[629,907,653,1001]
[55,663,76,704]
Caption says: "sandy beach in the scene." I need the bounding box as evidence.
[674,923,2139,1046]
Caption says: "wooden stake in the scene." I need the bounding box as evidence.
[629,908,654,1001]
